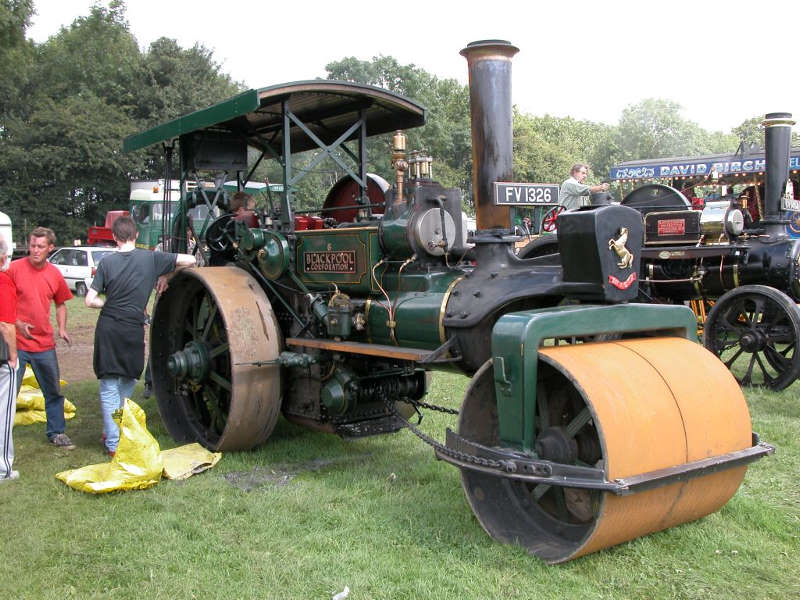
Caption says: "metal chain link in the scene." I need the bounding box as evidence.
[409,400,459,415]
[387,399,502,469]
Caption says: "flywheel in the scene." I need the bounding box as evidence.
[150,267,283,451]
[458,337,752,563]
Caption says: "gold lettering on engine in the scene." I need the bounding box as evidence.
[304,250,357,273]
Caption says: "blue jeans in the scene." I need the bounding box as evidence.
[16,349,66,440]
[99,376,136,452]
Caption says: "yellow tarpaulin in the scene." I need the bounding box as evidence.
[14,365,75,425]
[161,443,222,480]
[56,399,222,494]
[56,399,162,493]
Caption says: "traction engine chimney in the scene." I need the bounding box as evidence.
[762,111,796,238]
[461,40,519,231]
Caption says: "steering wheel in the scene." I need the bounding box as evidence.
[541,205,565,233]
[205,214,237,253]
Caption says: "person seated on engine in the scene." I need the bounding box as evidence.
[230,192,259,227]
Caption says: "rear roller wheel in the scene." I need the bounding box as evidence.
[459,337,752,563]
[151,267,283,451]
[703,285,800,391]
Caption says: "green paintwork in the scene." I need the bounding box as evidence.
[295,227,385,294]
[361,270,463,348]
[490,303,698,452]
[132,199,181,250]
[123,82,427,155]
[379,204,413,259]
[365,292,444,349]
[255,231,290,279]
[123,90,260,153]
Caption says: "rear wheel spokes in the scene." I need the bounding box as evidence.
[752,352,776,387]
[182,290,232,437]
[704,286,800,390]
[201,301,218,341]
[723,346,745,369]
[208,343,230,359]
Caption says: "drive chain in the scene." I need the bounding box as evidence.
[387,399,501,469]
[409,400,459,415]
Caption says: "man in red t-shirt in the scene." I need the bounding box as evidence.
[0,234,19,480]
[7,227,75,449]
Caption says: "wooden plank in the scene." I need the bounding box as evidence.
[285,337,431,361]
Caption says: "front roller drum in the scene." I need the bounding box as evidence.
[151,267,283,451]
[458,337,755,563]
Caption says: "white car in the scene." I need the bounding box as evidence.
[48,246,118,296]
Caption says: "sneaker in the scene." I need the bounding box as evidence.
[49,433,76,450]
[0,470,19,482]
[143,382,152,399]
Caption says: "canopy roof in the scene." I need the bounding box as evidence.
[123,81,427,155]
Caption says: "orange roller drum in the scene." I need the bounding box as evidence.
[458,337,761,564]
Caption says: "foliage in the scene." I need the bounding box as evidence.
[514,110,617,185]
[733,115,800,150]
[130,37,242,179]
[1,93,138,242]
[0,0,34,119]
[0,1,241,244]
[325,55,472,207]
[617,98,721,160]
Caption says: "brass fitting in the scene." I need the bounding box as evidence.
[391,130,408,204]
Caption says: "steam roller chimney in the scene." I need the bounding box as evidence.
[461,40,519,231]
[762,112,796,238]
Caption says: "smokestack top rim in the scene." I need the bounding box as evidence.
[763,112,795,127]
[460,40,519,59]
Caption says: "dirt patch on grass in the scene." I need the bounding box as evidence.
[223,454,373,491]
[55,324,97,384]
[55,321,150,385]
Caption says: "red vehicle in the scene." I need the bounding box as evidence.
[88,210,129,246]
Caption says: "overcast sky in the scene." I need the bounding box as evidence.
[26,0,800,134]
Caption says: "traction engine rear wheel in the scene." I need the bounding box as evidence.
[703,285,800,391]
[151,267,283,451]
[458,337,752,563]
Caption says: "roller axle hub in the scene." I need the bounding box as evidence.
[535,427,578,464]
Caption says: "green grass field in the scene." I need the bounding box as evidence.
[0,299,798,599]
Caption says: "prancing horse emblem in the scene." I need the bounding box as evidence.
[609,227,634,269]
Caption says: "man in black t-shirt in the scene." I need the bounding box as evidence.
[85,216,196,455]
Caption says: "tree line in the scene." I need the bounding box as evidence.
[0,0,780,245]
